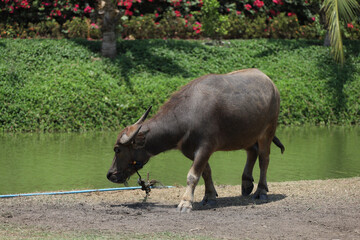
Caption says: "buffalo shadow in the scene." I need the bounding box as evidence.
[111,202,176,210]
[193,194,287,211]
[110,193,287,212]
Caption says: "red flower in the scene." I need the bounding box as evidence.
[91,23,99,29]
[253,0,264,8]
[84,6,93,14]
[193,22,202,34]
[273,0,283,5]
[125,9,133,16]
[287,12,296,17]
[245,4,252,11]
[347,23,354,29]
[172,0,181,7]
[124,0,132,9]
[236,11,241,15]
[174,10,181,17]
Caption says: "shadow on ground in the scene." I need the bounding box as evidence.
[70,39,203,77]
[317,41,359,123]
[111,202,177,210]
[194,194,287,210]
[110,193,287,212]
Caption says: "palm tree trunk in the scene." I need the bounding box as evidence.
[99,0,121,59]
[324,31,331,46]
[320,8,331,47]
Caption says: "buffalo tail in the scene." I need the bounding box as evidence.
[272,136,285,154]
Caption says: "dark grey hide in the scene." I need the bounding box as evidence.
[107,68,285,212]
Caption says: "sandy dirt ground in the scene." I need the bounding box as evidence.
[1,177,360,239]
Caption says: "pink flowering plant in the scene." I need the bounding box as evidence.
[217,0,321,25]
[1,0,357,40]
[0,0,321,28]
[343,21,360,40]
[0,0,96,25]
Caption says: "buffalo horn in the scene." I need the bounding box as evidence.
[120,106,151,145]
[120,125,142,145]
[134,106,152,125]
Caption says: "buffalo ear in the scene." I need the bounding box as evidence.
[132,129,149,149]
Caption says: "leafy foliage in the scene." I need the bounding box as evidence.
[0,39,359,132]
[201,0,229,39]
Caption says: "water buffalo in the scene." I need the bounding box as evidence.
[107,68,285,212]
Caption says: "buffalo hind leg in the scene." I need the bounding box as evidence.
[177,147,212,213]
[201,162,218,207]
[242,144,258,196]
[253,138,272,200]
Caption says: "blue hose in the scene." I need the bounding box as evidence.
[0,186,174,198]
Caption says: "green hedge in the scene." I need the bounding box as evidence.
[0,39,359,132]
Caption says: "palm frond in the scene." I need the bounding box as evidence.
[322,0,360,66]
[337,0,360,22]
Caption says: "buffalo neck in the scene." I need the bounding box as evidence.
[142,111,184,156]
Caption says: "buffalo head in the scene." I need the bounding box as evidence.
[107,106,152,184]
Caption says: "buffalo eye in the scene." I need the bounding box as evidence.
[114,147,121,153]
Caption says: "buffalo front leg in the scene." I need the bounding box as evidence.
[177,148,211,213]
[201,162,218,207]
[242,144,258,196]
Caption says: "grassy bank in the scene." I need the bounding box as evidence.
[0,39,359,132]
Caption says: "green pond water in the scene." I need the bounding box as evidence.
[0,126,359,195]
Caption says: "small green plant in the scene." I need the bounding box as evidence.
[63,17,88,39]
[201,0,230,41]
[121,14,160,39]
[159,11,198,39]
[34,20,62,38]
[243,15,269,39]
[298,15,326,39]
[225,12,246,39]
[269,13,301,39]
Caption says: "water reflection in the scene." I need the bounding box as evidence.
[0,126,359,195]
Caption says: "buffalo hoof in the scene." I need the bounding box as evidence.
[201,198,217,207]
[253,194,268,201]
[252,189,268,201]
[177,200,192,213]
[242,181,254,196]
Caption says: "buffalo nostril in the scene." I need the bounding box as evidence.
[107,171,120,183]
[106,172,111,180]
